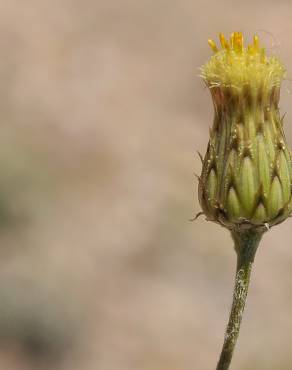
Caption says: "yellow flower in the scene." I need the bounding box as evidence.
[198,32,292,231]
[201,32,285,91]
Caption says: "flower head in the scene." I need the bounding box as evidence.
[198,32,292,231]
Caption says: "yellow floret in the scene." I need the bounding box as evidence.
[201,32,286,91]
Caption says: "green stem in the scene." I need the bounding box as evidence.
[216,229,263,370]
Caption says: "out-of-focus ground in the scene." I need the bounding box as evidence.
[1,1,292,369]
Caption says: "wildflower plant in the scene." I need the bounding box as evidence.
[198,32,292,370]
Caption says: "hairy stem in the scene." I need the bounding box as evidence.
[216,229,263,370]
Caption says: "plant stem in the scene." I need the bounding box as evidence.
[216,229,263,370]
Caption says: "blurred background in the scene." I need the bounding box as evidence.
[1,0,292,369]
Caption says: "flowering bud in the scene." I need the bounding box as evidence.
[198,32,292,230]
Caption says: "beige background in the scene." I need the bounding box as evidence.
[0,0,292,369]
